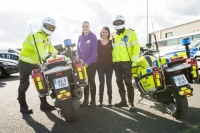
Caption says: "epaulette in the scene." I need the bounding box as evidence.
[129,28,134,31]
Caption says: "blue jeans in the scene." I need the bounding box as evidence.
[97,64,113,103]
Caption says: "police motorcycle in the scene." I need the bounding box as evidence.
[31,39,87,122]
[132,37,198,118]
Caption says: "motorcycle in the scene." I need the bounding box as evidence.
[31,40,87,122]
[132,38,198,118]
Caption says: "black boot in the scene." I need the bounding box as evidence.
[18,94,33,114]
[114,90,127,107]
[40,96,55,111]
[98,98,103,107]
[88,86,96,108]
[80,87,89,107]
[107,98,112,107]
[128,92,135,112]
[88,99,96,108]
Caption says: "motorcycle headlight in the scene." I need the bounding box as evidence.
[2,62,17,66]
[165,64,191,72]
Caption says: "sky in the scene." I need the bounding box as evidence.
[0,0,200,49]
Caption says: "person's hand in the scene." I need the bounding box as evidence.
[85,64,88,67]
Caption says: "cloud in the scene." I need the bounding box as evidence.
[0,0,200,48]
[166,0,200,16]
[0,10,44,48]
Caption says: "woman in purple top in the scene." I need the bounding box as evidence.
[77,21,98,108]
[97,27,113,107]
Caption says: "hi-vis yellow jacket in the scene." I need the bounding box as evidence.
[112,28,140,66]
[19,30,58,65]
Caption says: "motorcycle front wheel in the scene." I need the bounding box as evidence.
[163,88,188,118]
[60,98,76,122]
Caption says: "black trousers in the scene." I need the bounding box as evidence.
[114,62,134,101]
[86,62,97,100]
[18,60,39,96]
[97,64,113,101]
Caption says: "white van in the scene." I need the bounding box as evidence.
[0,48,20,55]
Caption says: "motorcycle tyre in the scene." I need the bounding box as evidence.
[163,88,188,118]
[60,98,76,122]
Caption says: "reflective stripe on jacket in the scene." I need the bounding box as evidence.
[112,28,140,63]
[19,30,58,64]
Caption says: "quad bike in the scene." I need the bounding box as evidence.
[32,39,87,122]
[132,37,199,118]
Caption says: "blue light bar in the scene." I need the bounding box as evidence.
[182,38,191,46]
[64,39,72,47]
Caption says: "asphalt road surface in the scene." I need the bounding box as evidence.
[0,73,200,133]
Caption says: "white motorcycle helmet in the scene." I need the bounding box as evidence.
[113,15,125,30]
[41,17,56,35]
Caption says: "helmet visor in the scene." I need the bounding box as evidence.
[44,23,55,32]
[113,20,124,26]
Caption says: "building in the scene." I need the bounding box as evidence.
[149,19,200,46]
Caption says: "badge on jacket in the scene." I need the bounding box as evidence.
[86,40,91,44]
[121,35,128,43]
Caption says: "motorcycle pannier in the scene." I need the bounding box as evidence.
[32,69,48,95]
[73,59,87,85]
[139,67,162,92]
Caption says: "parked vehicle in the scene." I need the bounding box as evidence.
[0,58,19,77]
[194,51,200,76]
[32,41,87,122]
[152,40,200,77]
[132,38,198,118]
[0,48,20,55]
[155,31,200,47]
[157,40,200,57]
[0,53,19,61]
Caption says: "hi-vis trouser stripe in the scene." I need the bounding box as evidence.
[19,55,35,64]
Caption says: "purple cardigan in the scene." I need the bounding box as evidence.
[77,31,98,66]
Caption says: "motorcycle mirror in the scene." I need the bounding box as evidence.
[54,44,65,52]
[146,43,152,48]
